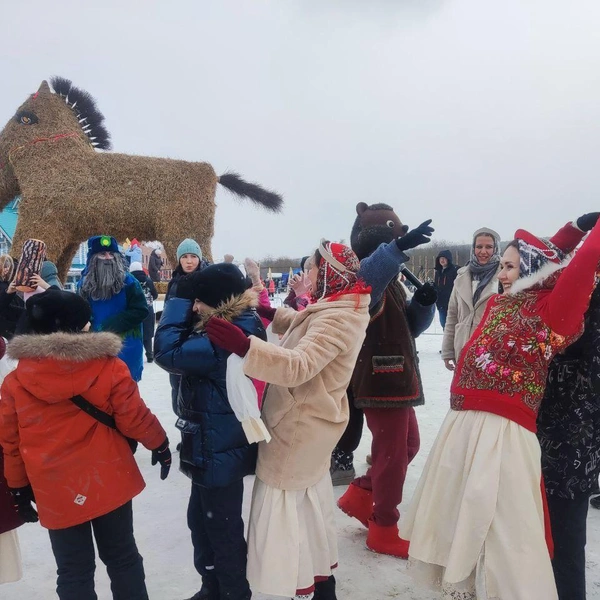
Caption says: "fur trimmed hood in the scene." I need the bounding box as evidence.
[509,256,572,295]
[194,288,258,331]
[8,331,122,362]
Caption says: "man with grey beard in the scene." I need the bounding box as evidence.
[79,235,148,381]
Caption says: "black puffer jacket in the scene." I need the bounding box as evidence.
[434,250,458,311]
[538,285,600,499]
[0,282,24,340]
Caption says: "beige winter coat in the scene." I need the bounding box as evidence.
[243,294,370,491]
[441,265,500,361]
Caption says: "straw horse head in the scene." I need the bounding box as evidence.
[0,77,283,279]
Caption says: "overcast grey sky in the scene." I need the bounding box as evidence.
[2,0,600,260]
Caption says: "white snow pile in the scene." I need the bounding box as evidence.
[3,319,600,599]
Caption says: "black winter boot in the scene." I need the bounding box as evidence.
[185,584,218,600]
[313,575,337,600]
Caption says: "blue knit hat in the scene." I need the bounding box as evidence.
[87,235,119,261]
[177,239,202,262]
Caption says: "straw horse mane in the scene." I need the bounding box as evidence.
[50,77,111,150]
[0,77,283,279]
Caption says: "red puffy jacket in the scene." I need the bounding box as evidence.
[0,331,166,530]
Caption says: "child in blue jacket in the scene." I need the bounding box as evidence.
[155,263,266,600]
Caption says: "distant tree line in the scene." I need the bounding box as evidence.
[258,239,511,284]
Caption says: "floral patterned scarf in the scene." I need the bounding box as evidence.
[311,241,371,302]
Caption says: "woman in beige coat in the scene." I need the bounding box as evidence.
[206,241,371,600]
[441,227,501,370]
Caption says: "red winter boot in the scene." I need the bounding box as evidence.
[337,484,372,528]
[366,519,410,559]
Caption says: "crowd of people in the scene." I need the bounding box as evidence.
[0,210,599,600]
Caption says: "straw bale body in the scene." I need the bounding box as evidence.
[0,79,282,280]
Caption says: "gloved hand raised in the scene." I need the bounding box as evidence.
[396,220,434,252]
[576,212,600,232]
[205,317,251,357]
[10,485,38,523]
[151,438,172,480]
[413,282,437,307]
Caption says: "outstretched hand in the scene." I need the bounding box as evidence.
[290,272,312,296]
[576,212,600,232]
[396,220,434,252]
[244,258,261,287]
[205,317,251,357]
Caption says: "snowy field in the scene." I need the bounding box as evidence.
[3,319,600,599]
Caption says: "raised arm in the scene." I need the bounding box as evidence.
[358,242,409,308]
[545,221,600,336]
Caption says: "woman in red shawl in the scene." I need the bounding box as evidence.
[206,241,371,600]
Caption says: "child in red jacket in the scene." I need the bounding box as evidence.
[0,289,171,600]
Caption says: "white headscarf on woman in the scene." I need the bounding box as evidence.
[469,227,501,305]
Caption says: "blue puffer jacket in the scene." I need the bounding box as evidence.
[154,291,266,488]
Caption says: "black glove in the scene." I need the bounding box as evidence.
[175,273,199,301]
[576,212,600,232]
[10,485,39,523]
[413,282,437,307]
[396,220,434,252]
[151,438,172,480]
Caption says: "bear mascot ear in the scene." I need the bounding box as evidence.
[356,202,369,216]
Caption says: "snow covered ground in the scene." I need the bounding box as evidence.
[3,319,600,599]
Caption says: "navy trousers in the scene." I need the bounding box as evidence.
[48,501,147,600]
[187,480,251,600]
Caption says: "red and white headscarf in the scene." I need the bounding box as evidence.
[311,241,371,302]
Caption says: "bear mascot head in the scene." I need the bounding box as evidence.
[350,202,409,260]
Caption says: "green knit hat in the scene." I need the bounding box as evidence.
[176,239,202,262]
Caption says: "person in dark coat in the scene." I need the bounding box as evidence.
[434,249,458,328]
[0,255,23,340]
[130,262,158,362]
[155,263,266,600]
[163,239,206,414]
[538,282,600,600]
[166,239,204,301]
[148,249,164,283]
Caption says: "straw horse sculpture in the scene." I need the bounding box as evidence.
[0,77,283,279]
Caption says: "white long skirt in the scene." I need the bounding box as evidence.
[0,529,22,584]
[247,472,338,597]
[400,409,557,600]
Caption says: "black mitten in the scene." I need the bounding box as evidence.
[396,220,434,252]
[151,438,172,480]
[10,485,39,523]
[576,212,600,232]
[413,282,437,306]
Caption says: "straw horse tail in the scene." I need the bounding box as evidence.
[219,171,283,212]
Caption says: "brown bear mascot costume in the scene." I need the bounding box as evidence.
[334,202,436,558]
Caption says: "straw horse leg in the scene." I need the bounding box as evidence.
[56,241,83,283]
[10,198,76,283]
